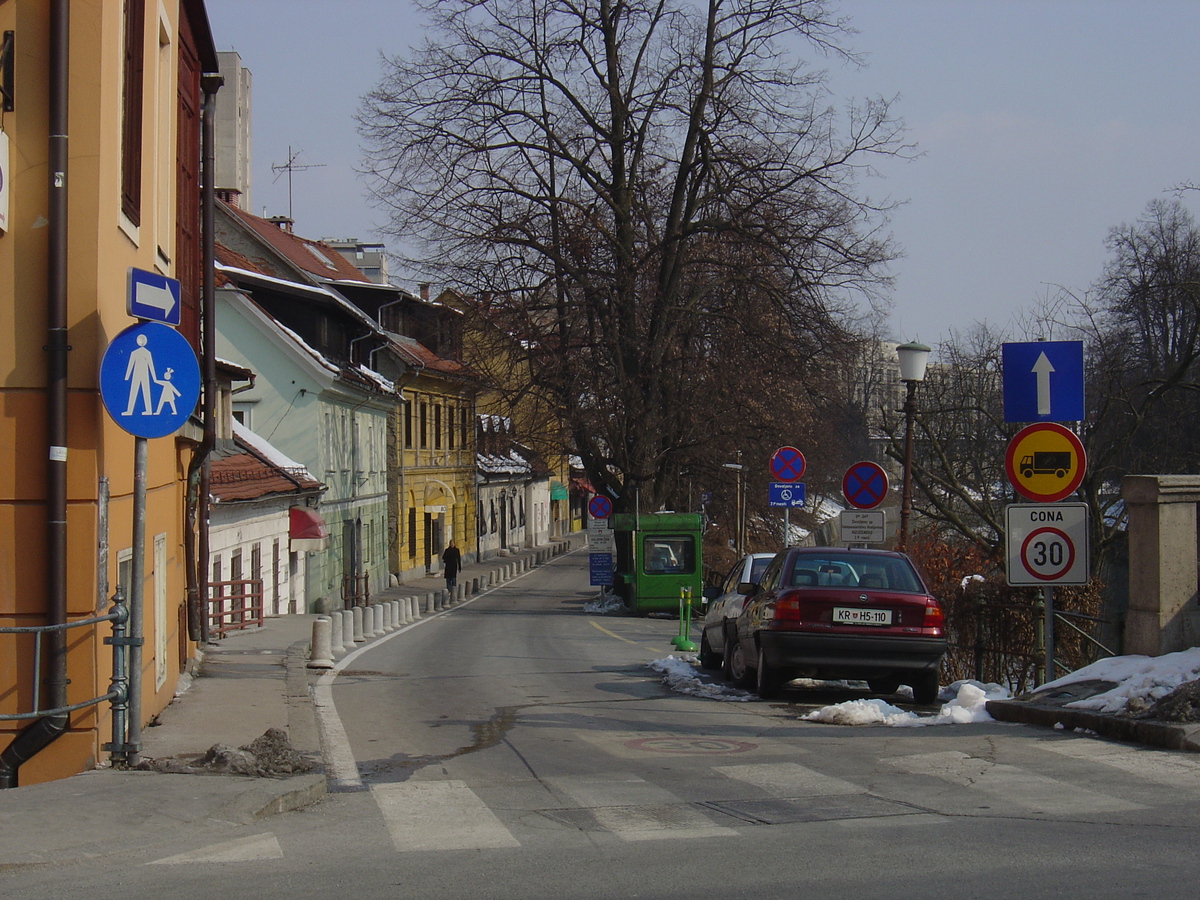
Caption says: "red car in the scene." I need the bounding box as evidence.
[723,547,947,703]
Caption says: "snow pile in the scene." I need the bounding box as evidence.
[649,656,753,702]
[801,681,1012,727]
[1037,646,1200,715]
[583,591,626,615]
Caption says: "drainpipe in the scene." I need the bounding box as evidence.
[0,0,70,788]
[184,72,223,643]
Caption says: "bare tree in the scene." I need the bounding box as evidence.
[360,0,907,510]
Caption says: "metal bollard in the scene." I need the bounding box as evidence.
[352,605,365,642]
[308,617,335,669]
[329,610,346,655]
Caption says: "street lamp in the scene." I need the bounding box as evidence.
[722,456,745,556]
[896,340,931,551]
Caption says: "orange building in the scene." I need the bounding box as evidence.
[0,1,219,784]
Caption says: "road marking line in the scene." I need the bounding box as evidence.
[373,780,520,851]
[885,750,1144,814]
[716,762,862,797]
[313,560,551,791]
[589,620,637,643]
[146,833,283,865]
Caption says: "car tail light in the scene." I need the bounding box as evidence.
[924,601,944,627]
[770,597,803,623]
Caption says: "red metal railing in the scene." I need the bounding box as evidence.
[208,578,265,638]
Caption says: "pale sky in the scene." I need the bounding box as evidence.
[204,0,1200,349]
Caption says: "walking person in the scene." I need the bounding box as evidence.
[442,540,462,592]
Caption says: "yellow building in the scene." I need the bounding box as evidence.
[0,1,218,785]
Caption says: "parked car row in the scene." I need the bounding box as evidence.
[700,547,947,704]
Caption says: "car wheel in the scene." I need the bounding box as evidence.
[910,671,940,705]
[756,646,783,700]
[725,634,754,689]
[867,675,901,696]
[699,632,721,670]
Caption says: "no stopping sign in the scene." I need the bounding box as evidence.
[1005,503,1089,586]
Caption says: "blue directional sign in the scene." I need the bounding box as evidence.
[1003,341,1084,423]
[768,482,806,508]
[99,322,200,438]
[127,267,182,326]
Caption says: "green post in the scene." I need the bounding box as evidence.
[671,586,698,652]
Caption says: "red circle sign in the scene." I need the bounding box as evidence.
[1019,526,1077,581]
[1004,422,1086,502]
[770,446,806,483]
[842,461,889,509]
[588,495,612,519]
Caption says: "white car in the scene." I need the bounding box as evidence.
[698,553,775,669]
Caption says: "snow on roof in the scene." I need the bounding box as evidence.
[233,420,315,480]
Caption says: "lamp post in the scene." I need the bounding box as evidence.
[896,341,931,552]
[723,454,745,556]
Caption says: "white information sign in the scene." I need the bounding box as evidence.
[840,509,885,544]
[1005,502,1089,586]
[588,529,614,553]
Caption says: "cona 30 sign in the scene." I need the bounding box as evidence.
[1005,503,1089,586]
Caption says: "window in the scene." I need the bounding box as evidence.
[434,405,442,450]
[408,507,417,558]
[642,536,695,575]
[121,0,146,225]
[448,405,455,450]
[419,401,428,448]
[478,501,486,536]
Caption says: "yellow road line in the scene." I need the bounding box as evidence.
[588,620,638,644]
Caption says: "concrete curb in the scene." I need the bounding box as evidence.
[210,772,330,825]
[985,699,1200,752]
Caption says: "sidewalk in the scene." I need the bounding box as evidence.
[0,536,585,867]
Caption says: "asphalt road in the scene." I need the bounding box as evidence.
[7,552,1200,898]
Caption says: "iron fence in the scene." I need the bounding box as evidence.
[207,578,264,638]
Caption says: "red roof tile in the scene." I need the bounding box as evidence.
[220,201,374,284]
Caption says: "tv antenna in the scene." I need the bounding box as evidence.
[270,146,325,221]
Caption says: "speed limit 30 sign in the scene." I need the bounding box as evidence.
[1005,503,1089,586]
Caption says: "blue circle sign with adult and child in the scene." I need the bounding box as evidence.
[100,322,201,439]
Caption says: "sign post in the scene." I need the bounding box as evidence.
[99,299,199,765]
[769,447,806,550]
[1006,502,1090,684]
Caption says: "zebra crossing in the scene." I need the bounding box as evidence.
[146,739,1200,863]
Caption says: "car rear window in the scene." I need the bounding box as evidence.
[787,554,924,593]
[748,556,772,584]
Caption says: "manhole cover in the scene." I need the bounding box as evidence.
[623,737,758,755]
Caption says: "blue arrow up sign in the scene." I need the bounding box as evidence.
[1002,341,1084,423]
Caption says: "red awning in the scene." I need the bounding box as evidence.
[289,506,329,551]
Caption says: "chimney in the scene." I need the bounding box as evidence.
[419,283,430,302]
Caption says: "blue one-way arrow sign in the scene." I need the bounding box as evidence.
[1002,341,1084,423]
[127,267,182,326]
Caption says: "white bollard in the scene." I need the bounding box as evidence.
[308,617,334,669]
[342,608,355,649]
[456,583,466,603]
[425,592,436,614]
[405,596,417,621]
[352,606,365,642]
[372,603,385,636]
[329,610,345,656]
